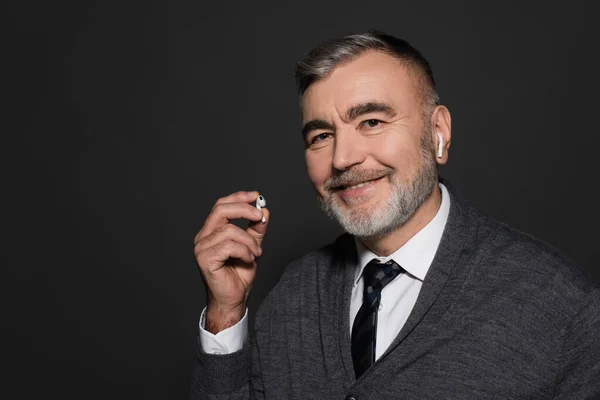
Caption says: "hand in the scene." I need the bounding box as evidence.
[194,191,270,334]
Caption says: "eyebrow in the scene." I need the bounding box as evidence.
[345,101,396,121]
[301,101,396,138]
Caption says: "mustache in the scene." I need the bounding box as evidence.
[324,167,395,191]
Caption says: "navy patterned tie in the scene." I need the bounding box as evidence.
[351,259,404,378]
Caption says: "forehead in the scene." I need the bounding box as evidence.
[301,51,420,121]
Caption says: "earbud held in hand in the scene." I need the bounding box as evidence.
[255,194,267,223]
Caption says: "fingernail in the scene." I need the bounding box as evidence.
[255,209,262,217]
[251,254,255,261]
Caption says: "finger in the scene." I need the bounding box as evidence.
[213,191,260,208]
[196,224,262,257]
[204,240,256,272]
[197,203,264,241]
[247,207,270,247]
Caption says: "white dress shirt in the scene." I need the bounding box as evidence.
[199,183,451,358]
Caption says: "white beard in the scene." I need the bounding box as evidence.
[318,139,437,240]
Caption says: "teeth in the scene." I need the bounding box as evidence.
[346,180,374,190]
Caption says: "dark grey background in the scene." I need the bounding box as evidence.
[5,0,598,398]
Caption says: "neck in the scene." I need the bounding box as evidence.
[359,182,442,256]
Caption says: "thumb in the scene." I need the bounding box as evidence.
[247,207,270,247]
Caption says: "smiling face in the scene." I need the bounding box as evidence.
[301,50,439,239]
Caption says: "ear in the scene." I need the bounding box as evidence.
[430,105,452,165]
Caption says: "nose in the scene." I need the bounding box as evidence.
[332,129,366,171]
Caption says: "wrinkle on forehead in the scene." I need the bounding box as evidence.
[301,51,418,125]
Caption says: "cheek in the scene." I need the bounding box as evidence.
[376,130,421,171]
[305,150,332,188]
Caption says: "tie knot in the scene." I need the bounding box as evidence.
[363,259,403,292]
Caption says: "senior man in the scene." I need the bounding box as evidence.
[190,31,600,399]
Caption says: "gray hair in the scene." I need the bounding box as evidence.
[294,31,440,121]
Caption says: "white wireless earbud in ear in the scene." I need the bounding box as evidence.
[256,194,267,223]
[436,132,444,158]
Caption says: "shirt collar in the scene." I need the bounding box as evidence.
[353,182,451,284]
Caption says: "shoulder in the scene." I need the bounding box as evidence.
[475,210,593,285]
[470,208,599,319]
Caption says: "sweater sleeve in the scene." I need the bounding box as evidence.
[553,288,600,399]
[189,296,272,399]
[189,336,263,400]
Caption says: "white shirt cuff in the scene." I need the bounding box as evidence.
[198,307,248,355]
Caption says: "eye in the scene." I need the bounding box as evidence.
[363,119,381,128]
[310,132,331,144]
